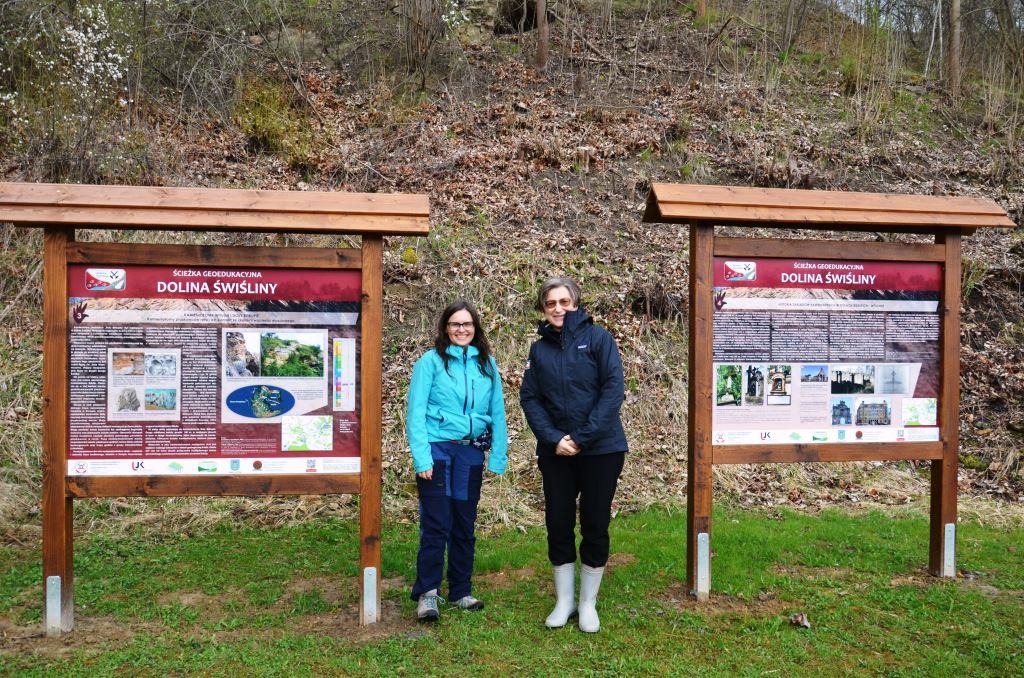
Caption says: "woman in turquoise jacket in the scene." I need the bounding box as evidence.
[406,300,508,622]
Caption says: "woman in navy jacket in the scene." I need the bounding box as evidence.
[519,277,627,633]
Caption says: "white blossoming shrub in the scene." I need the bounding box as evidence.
[441,0,471,28]
[54,6,130,96]
[0,2,133,180]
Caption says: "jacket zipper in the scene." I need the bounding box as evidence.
[462,349,472,439]
[559,324,569,414]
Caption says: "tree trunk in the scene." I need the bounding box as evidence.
[923,0,940,80]
[535,0,548,72]
[994,0,1024,75]
[947,0,961,95]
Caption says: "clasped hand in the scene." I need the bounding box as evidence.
[555,435,580,456]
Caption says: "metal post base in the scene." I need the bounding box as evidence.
[941,523,956,577]
[45,576,73,636]
[361,566,378,625]
[694,532,710,601]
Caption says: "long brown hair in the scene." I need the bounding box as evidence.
[434,300,493,377]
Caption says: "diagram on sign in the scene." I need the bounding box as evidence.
[107,348,181,421]
[220,328,329,424]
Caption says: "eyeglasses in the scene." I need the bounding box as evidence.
[543,298,575,310]
[447,321,474,331]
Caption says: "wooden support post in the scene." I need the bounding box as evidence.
[687,224,714,600]
[359,235,384,624]
[930,231,961,577]
[42,226,74,634]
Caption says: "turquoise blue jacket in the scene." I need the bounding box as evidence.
[406,345,508,475]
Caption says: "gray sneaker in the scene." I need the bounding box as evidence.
[417,590,443,622]
[452,595,485,611]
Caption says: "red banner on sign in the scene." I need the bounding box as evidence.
[714,258,941,291]
[69,265,361,301]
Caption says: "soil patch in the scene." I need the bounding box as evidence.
[157,589,227,608]
[888,568,932,588]
[663,584,789,616]
[476,566,536,590]
[889,570,1024,599]
[606,552,638,570]
[292,599,415,642]
[0,616,161,659]
[957,574,1023,600]
[381,576,408,592]
[0,598,417,658]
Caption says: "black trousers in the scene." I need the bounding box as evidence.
[538,451,625,568]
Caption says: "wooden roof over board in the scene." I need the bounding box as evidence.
[643,183,1014,232]
[0,182,430,235]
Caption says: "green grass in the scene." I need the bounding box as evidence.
[1,506,1022,675]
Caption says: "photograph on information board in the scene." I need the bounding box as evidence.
[66,265,361,476]
[711,257,941,445]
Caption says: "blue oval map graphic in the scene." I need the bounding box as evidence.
[226,385,295,418]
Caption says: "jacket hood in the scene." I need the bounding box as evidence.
[538,307,592,343]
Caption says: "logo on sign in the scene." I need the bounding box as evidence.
[724,261,756,281]
[837,429,846,441]
[75,462,88,474]
[230,459,240,472]
[306,459,318,473]
[252,460,263,471]
[131,461,145,471]
[760,432,771,440]
[85,268,126,291]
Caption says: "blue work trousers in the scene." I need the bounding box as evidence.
[410,441,485,601]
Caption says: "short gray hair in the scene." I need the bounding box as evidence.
[536,277,582,311]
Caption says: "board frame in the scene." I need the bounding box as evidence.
[3,181,429,634]
[643,182,1013,601]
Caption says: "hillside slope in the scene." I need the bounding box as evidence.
[1,5,1022,538]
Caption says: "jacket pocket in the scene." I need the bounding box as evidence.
[570,348,599,391]
[469,373,492,412]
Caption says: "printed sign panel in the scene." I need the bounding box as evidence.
[711,257,941,445]
[66,264,361,475]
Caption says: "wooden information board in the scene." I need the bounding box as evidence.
[0,183,429,634]
[643,183,1013,600]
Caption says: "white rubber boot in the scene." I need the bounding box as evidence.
[544,563,577,628]
[578,564,604,633]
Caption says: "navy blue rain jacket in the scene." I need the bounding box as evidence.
[519,308,628,456]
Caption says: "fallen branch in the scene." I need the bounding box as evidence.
[707,15,734,49]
